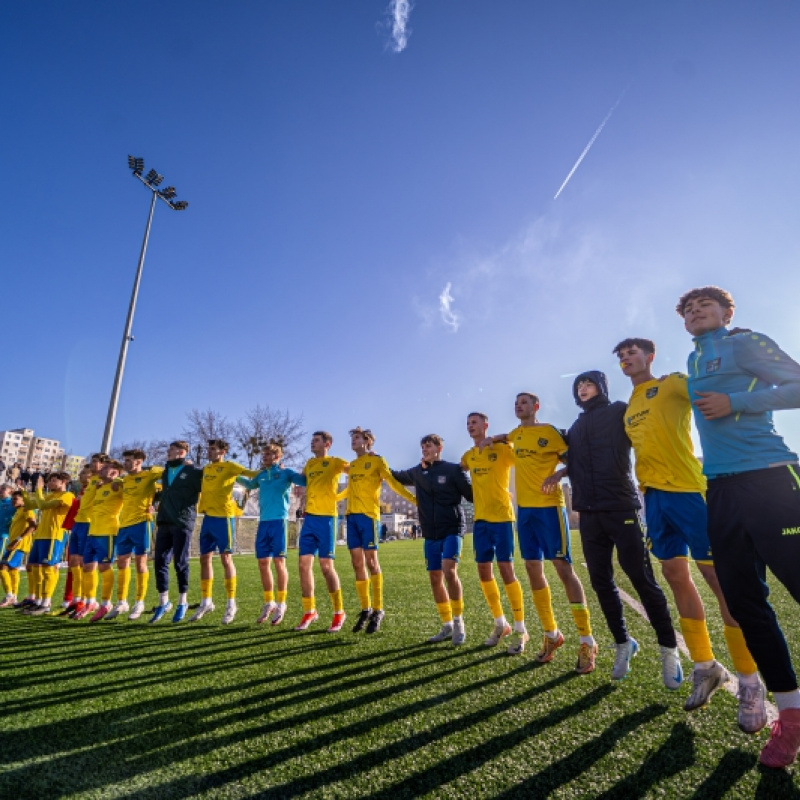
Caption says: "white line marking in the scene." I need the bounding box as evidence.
[579,562,778,723]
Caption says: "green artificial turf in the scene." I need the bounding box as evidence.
[2,537,799,799]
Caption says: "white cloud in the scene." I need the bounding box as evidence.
[386,0,413,53]
[439,282,460,332]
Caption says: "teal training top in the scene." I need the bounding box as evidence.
[687,327,800,477]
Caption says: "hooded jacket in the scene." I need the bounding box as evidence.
[565,371,640,512]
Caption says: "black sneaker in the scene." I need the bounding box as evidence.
[352,609,372,633]
[14,598,35,609]
[366,609,385,634]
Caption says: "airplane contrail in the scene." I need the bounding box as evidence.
[387,0,413,53]
[553,85,631,200]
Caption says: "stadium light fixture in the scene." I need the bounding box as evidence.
[101,157,190,452]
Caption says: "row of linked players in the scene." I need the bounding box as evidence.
[2,284,800,769]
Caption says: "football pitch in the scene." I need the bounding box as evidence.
[2,536,800,799]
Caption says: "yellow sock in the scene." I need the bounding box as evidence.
[135,571,149,602]
[83,569,99,601]
[436,601,453,623]
[302,595,315,613]
[225,576,237,600]
[11,570,20,597]
[277,589,287,604]
[504,579,525,623]
[201,578,213,601]
[30,565,42,599]
[117,566,131,603]
[724,625,758,676]
[0,570,10,595]
[355,580,370,610]
[329,588,344,613]
[71,566,83,600]
[43,566,59,601]
[450,597,464,618]
[26,568,35,597]
[370,573,383,611]
[481,579,504,619]
[263,590,275,603]
[680,617,715,663]
[532,585,557,632]
[101,569,114,603]
[570,603,592,637]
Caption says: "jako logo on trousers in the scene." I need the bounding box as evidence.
[782,527,800,536]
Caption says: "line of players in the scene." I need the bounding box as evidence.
[2,284,800,769]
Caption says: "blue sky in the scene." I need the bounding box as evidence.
[2,1,800,467]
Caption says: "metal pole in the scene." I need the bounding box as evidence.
[100,190,157,453]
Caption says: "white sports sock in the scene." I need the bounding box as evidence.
[579,635,595,646]
[545,629,559,640]
[178,592,187,604]
[514,621,527,634]
[494,616,507,626]
[159,592,169,605]
[775,691,800,711]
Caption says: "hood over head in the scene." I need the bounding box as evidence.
[573,371,610,409]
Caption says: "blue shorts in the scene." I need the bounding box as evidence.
[256,520,288,559]
[346,514,379,551]
[517,506,572,562]
[644,489,713,562]
[199,516,237,555]
[29,537,66,566]
[2,549,26,570]
[299,514,336,558]
[473,520,515,563]
[70,522,90,557]
[424,535,462,571]
[116,521,152,557]
[83,534,117,565]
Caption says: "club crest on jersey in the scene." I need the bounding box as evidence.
[437,475,447,484]
[322,460,329,467]
[538,438,548,448]
[216,467,223,473]
[488,453,497,462]
[706,358,722,373]
[365,462,371,469]
[646,387,659,399]
[135,477,142,483]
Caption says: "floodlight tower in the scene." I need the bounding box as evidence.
[100,157,189,453]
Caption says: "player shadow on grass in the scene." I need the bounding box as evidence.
[120,670,590,799]
[12,648,529,798]
[0,639,470,791]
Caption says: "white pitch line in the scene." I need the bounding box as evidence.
[580,563,778,723]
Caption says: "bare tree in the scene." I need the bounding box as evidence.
[182,409,234,466]
[233,405,306,468]
[109,439,170,466]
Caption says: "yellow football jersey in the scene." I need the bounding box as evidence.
[25,490,76,541]
[119,467,164,527]
[73,477,101,524]
[303,456,349,517]
[199,461,258,518]
[508,424,566,508]
[89,481,124,536]
[7,508,36,554]
[625,374,706,494]
[461,443,515,522]
[346,454,416,520]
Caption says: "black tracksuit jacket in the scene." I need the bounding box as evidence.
[155,459,204,530]
[565,370,640,512]
[391,460,473,539]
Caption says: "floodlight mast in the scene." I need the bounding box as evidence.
[100,157,189,453]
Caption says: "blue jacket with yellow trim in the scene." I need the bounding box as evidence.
[687,327,800,477]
